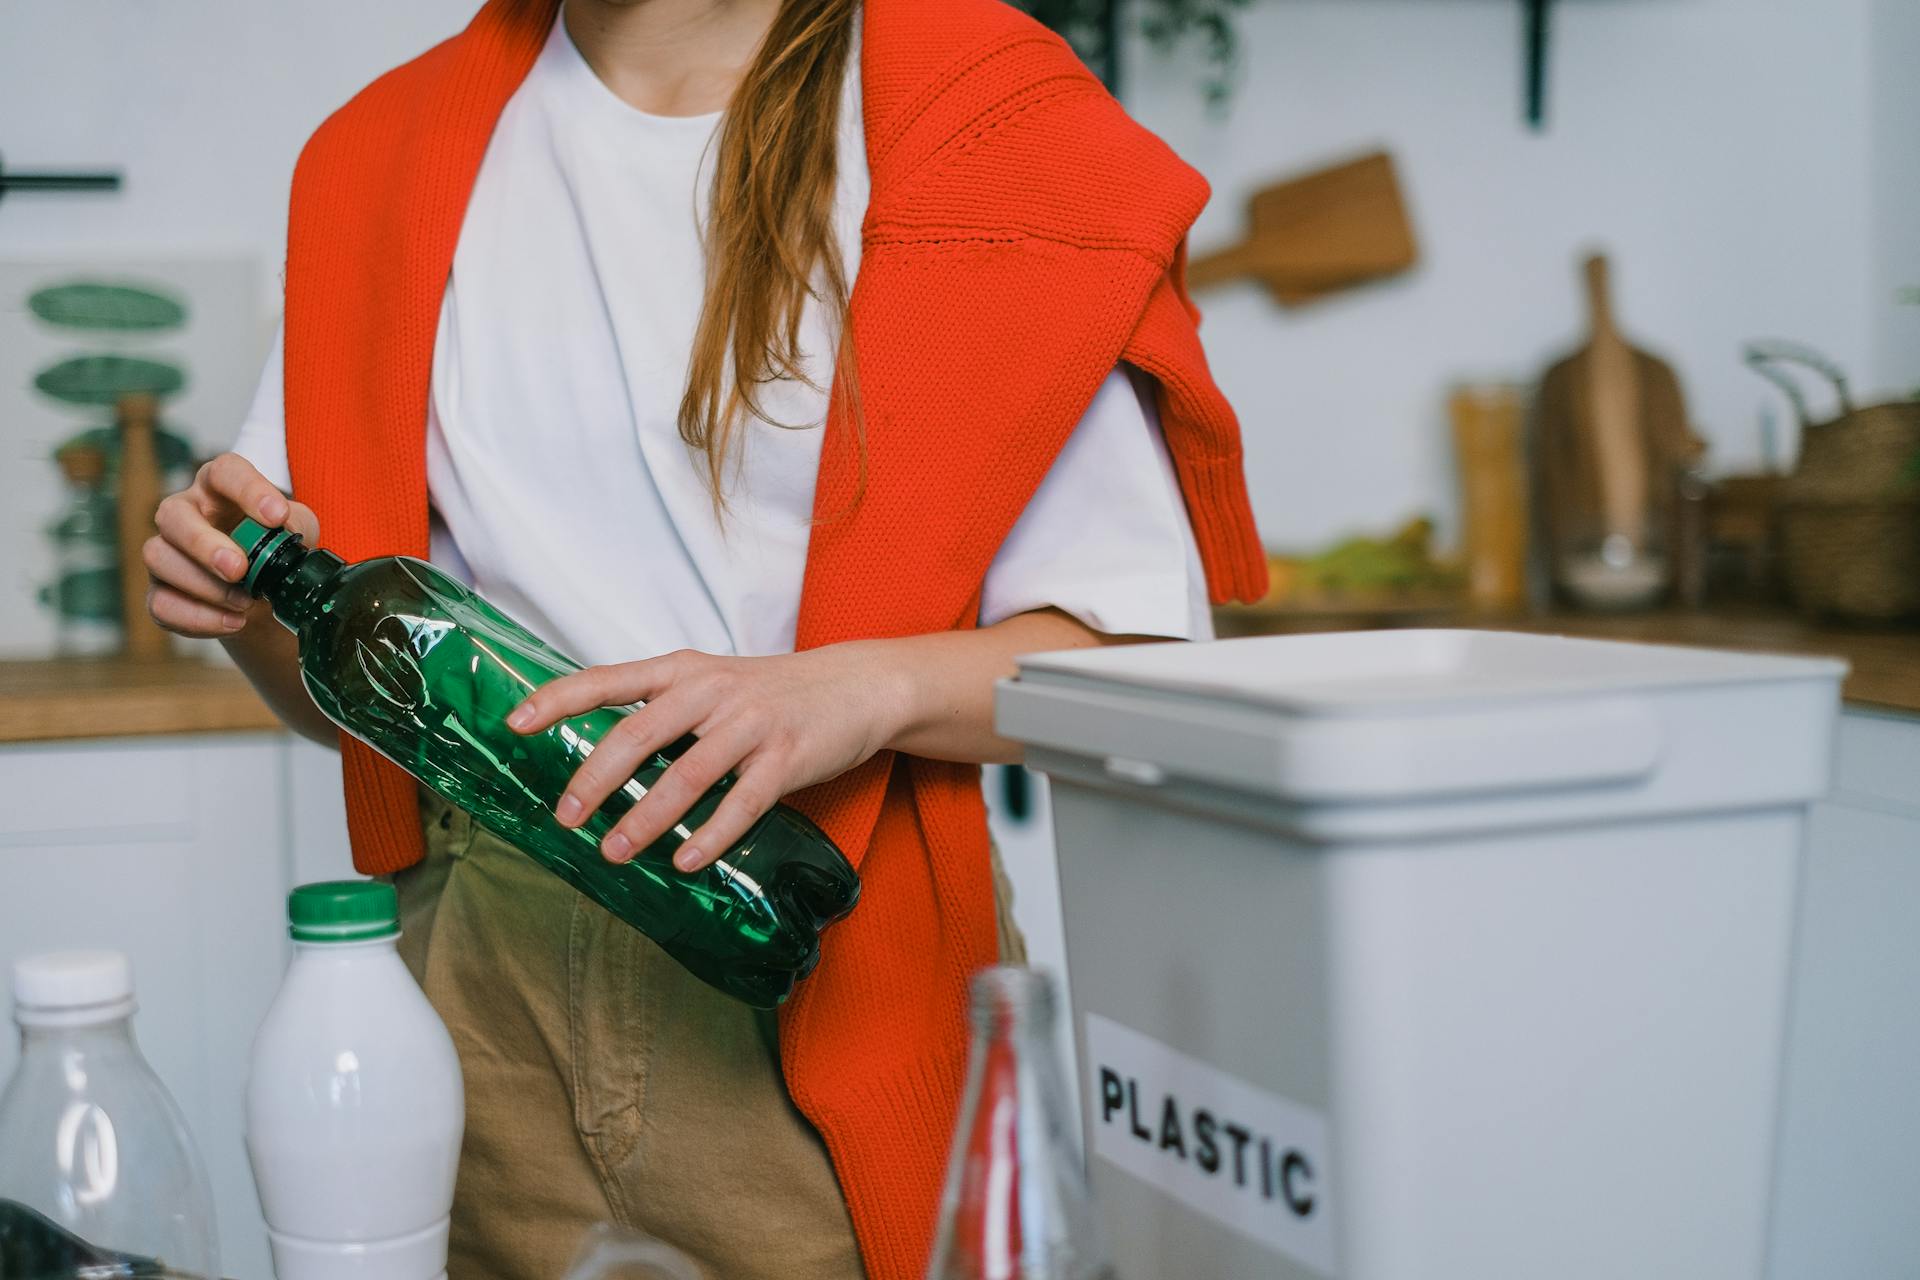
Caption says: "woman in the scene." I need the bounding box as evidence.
[145,0,1263,1275]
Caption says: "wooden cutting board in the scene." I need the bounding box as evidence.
[1535,253,1701,555]
[1185,150,1419,305]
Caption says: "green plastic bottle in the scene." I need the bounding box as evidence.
[231,519,859,1008]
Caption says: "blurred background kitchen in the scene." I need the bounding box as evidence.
[2,1,1917,1277]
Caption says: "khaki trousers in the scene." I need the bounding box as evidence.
[391,791,1025,1280]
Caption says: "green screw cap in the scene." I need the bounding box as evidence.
[230,517,295,593]
[288,881,399,944]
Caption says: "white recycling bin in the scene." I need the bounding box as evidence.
[995,630,1844,1280]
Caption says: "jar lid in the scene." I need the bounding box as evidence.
[12,950,136,1026]
[289,880,400,944]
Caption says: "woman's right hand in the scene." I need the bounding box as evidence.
[146,452,319,638]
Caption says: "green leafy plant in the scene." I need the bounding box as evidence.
[1138,0,1251,106]
[1014,0,1252,106]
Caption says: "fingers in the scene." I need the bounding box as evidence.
[198,453,290,527]
[676,758,787,872]
[143,535,250,610]
[151,455,295,588]
[529,651,810,872]
[155,491,249,583]
[553,693,706,827]
[599,726,757,865]
[148,583,248,638]
[509,651,691,734]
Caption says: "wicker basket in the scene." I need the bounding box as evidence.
[1747,343,1920,621]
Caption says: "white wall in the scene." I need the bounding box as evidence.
[1124,0,1886,547]
[0,0,479,301]
[3,0,1902,555]
[1,1,479,652]
[1871,0,1920,396]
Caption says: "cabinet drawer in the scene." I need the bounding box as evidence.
[0,738,209,844]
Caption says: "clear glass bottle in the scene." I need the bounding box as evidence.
[231,519,860,1009]
[0,950,217,1280]
[927,967,1110,1280]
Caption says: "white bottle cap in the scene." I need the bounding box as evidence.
[12,950,137,1027]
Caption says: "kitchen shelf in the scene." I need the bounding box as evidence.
[4,609,1915,745]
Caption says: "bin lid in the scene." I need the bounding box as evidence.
[1012,630,1842,715]
[999,630,1846,815]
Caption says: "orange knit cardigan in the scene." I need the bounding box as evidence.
[282,0,1263,1272]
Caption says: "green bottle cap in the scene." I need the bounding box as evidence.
[230,517,295,593]
[288,880,400,944]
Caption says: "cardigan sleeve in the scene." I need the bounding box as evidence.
[978,365,1212,640]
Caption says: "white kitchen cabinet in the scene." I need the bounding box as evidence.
[1769,707,1920,1279]
[283,736,356,886]
[0,730,350,1280]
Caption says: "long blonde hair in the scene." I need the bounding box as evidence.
[679,0,861,507]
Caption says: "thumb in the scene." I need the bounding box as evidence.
[286,502,322,544]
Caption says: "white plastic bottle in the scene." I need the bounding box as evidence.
[246,880,463,1280]
[0,950,218,1280]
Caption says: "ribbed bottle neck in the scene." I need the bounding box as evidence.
[16,1016,139,1057]
[250,536,344,633]
[968,966,1057,1039]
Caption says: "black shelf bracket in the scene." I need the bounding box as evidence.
[1524,0,1553,129]
[0,153,123,205]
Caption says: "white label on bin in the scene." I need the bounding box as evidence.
[1084,1013,1335,1276]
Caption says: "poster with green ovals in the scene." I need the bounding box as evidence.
[27,281,188,332]
[32,354,187,407]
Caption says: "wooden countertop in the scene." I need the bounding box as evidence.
[1214,606,1920,716]
[0,657,282,745]
[1,608,1915,745]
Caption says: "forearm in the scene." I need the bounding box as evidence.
[220,607,339,747]
[868,608,1118,765]
[513,607,1153,869]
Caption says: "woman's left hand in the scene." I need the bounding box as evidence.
[506,646,910,872]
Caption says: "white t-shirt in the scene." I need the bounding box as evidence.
[235,14,1208,667]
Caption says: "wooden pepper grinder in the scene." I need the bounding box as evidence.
[1450,383,1530,613]
[116,392,172,661]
